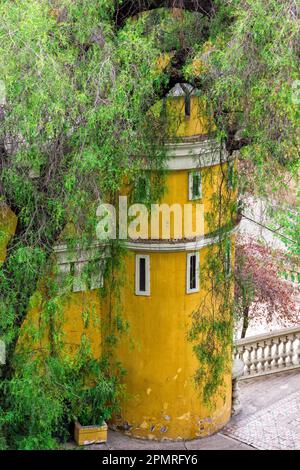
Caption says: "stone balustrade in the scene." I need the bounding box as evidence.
[234,326,300,380]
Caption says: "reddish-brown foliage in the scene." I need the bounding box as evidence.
[235,236,299,337]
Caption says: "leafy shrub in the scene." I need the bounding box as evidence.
[0,354,124,450]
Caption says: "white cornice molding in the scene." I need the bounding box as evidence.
[125,223,240,253]
[165,138,232,171]
[54,242,107,265]
[53,222,240,260]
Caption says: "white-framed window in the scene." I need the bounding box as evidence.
[189,171,202,200]
[184,93,191,117]
[135,254,150,296]
[186,252,200,294]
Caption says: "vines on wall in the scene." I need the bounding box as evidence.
[0,0,298,447]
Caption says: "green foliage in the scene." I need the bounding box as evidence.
[0,0,298,447]
[209,0,299,191]
[188,236,234,406]
[189,316,232,405]
[0,354,124,450]
[0,0,167,450]
[141,7,208,53]
[275,189,300,259]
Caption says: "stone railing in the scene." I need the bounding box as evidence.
[234,326,300,380]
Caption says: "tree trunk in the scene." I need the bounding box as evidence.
[241,305,250,339]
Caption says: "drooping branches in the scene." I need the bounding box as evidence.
[114,0,216,28]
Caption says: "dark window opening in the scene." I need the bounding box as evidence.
[190,255,196,290]
[185,93,191,117]
[192,173,201,199]
[139,257,146,292]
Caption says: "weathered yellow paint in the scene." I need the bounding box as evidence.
[108,94,235,439]
[17,93,236,441]
[127,165,234,240]
[150,94,215,138]
[166,95,216,138]
[111,245,233,440]
[74,421,107,446]
[0,204,17,264]
[59,291,102,358]
[159,165,235,238]
[19,290,102,359]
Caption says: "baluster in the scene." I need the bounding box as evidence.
[240,346,247,375]
[286,334,294,366]
[281,335,288,368]
[264,339,273,371]
[295,333,300,365]
[252,343,259,374]
[232,377,242,415]
[234,345,241,361]
[272,338,280,369]
[234,328,300,379]
[259,341,266,372]
[244,345,252,376]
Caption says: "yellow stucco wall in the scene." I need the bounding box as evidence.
[157,164,236,238]
[150,94,215,138]
[166,95,215,138]
[109,95,235,439]
[111,245,233,440]
[0,204,17,265]
[128,163,236,240]
[19,289,102,359]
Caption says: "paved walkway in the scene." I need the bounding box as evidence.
[223,370,300,450]
[89,370,300,451]
[90,430,253,451]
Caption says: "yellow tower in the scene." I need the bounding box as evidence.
[14,83,238,443]
[111,84,238,440]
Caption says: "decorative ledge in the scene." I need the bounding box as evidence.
[165,138,232,170]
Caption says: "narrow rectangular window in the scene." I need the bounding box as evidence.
[185,93,191,117]
[187,252,200,294]
[139,257,146,292]
[189,171,202,200]
[190,254,196,290]
[135,254,150,296]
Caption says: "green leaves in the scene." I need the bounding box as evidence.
[0,354,122,449]
[0,0,298,447]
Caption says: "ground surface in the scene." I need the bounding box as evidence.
[88,370,300,450]
[223,370,300,450]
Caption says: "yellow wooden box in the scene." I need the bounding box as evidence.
[74,421,108,446]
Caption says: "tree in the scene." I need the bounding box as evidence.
[114,0,215,28]
[235,236,299,338]
[0,0,299,448]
